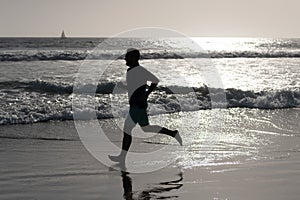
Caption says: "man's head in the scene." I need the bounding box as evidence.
[125,48,140,67]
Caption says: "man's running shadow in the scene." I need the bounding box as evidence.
[110,163,183,200]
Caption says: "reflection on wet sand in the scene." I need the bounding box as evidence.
[121,171,183,200]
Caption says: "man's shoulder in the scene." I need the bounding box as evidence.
[127,65,148,73]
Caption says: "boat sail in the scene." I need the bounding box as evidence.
[60,30,66,39]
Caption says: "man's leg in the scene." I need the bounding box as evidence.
[141,125,182,146]
[137,107,182,145]
[109,114,136,162]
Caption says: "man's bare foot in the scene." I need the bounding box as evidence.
[173,130,183,146]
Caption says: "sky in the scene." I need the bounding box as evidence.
[0,0,299,37]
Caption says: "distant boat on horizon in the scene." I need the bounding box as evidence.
[60,30,66,39]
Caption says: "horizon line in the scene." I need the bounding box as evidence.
[0,36,299,39]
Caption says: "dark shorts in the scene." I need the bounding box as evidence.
[129,106,149,126]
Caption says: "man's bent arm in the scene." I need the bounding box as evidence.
[146,83,158,96]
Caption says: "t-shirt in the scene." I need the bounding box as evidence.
[126,66,159,108]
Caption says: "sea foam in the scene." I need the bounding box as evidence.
[0,80,299,125]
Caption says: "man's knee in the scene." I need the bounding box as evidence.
[124,128,133,136]
[123,132,132,140]
[124,121,135,134]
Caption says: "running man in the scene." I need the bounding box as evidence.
[109,48,182,163]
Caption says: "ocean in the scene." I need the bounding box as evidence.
[0,37,299,126]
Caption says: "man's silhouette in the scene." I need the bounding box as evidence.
[109,48,182,163]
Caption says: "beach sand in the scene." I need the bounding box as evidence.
[0,108,299,200]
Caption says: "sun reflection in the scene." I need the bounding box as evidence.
[190,37,259,52]
[145,108,290,169]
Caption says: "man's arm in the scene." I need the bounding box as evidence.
[146,83,158,97]
[144,68,159,97]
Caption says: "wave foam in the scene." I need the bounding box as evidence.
[2,50,300,61]
[0,81,299,125]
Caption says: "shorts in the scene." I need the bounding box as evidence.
[129,106,149,126]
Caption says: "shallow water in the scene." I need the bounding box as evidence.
[1,108,299,169]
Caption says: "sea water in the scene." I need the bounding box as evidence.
[0,37,299,126]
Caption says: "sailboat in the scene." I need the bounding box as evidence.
[60,30,66,39]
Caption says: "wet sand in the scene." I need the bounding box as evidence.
[0,108,300,199]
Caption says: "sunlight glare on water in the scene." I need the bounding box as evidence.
[146,108,298,169]
[191,37,258,52]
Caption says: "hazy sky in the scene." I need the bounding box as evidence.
[0,0,299,37]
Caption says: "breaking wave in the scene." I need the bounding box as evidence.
[2,50,300,61]
[0,79,299,125]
